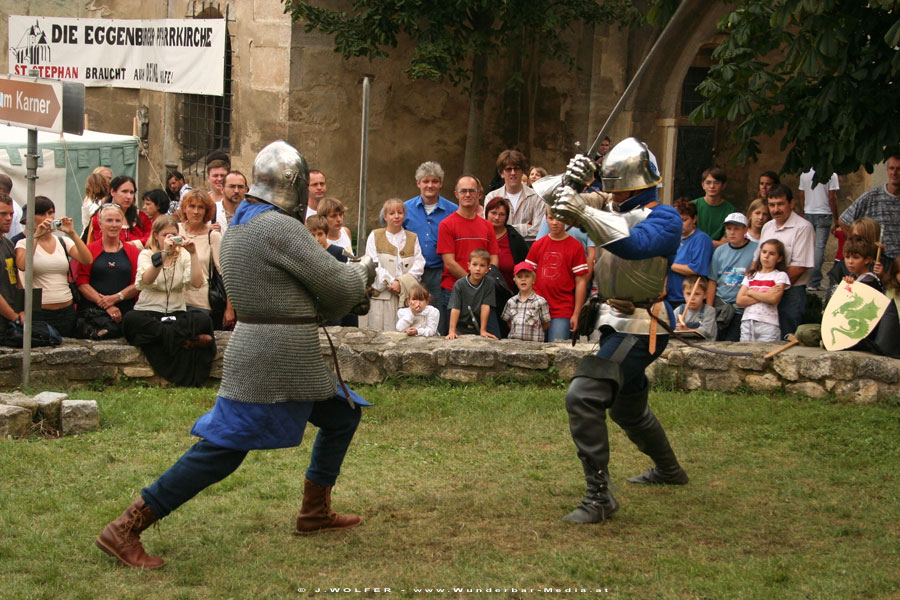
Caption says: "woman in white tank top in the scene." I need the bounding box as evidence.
[14,196,93,336]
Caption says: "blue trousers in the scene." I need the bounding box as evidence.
[546,317,572,342]
[805,213,832,288]
[778,284,807,340]
[141,396,361,519]
[596,331,669,396]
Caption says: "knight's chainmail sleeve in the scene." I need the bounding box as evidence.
[216,210,368,404]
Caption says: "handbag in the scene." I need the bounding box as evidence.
[207,231,227,325]
[5,319,62,348]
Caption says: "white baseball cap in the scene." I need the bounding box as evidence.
[724,212,748,226]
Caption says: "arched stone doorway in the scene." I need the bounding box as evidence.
[626,2,734,205]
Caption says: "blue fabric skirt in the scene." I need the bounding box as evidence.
[191,387,371,451]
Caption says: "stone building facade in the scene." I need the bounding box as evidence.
[0,0,881,237]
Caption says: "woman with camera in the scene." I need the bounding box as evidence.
[123,215,216,386]
[14,196,93,337]
[74,203,140,340]
[177,189,234,329]
[89,175,151,246]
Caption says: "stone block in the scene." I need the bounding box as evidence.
[433,347,453,367]
[663,349,685,367]
[831,379,882,404]
[683,372,703,390]
[2,396,37,418]
[381,350,402,374]
[253,0,292,22]
[0,352,26,369]
[798,353,856,381]
[336,346,384,384]
[553,348,587,380]
[440,368,479,383]
[0,391,29,404]
[785,382,827,399]
[122,367,155,378]
[60,400,100,435]
[0,404,31,438]
[772,353,801,381]
[250,46,290,92]
[65,365,118,381]
[93,344,142,364]
[400,351,439,376]
[744,373,782,392]
[501,350,549,370]
[32,392,67,428]
[447,346,497,368]
[733,354,768,371]
[855,357,899,383]
[42,346,91,365]
[685,350,731,371]
[702,371,743,391]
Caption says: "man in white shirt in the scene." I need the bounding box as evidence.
[0,175,23,241]
[306,170,327,221]
[751,184,814,338]
[213,170,248,233]
[483,149,543,242]
[798,168,839,290]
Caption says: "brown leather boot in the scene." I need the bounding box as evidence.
[294,478,362,535]
[95,498,165,569]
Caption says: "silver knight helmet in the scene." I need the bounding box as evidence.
[246,140,310,221]
[600,137,660,193]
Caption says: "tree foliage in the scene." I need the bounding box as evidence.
[284,0,637,86]
[282,0,639,171]
[688,0,900,179]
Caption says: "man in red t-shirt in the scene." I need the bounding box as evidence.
[436,175,499,335]
[525,210,589,342]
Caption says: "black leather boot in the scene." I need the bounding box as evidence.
[611,386,688,485]
[564,368,620,523]
[563,465,619,523]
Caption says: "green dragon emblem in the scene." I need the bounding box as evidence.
[829,292,880,344]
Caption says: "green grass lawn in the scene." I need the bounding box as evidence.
[1,381,898,599]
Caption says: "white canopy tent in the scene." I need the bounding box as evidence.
[0,124,139,232]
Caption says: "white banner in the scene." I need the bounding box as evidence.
[8,16,225,95]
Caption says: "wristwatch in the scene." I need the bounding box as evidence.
[117,292,125,302]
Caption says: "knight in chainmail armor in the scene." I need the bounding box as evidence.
[542,137,689,524]
[95,141,377,569]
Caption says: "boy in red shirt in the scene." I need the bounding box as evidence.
[526,210,590,341]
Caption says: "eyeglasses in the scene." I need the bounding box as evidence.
[456,189,478,195]
[502,167,522,173]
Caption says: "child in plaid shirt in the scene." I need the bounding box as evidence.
[501,262,551,341]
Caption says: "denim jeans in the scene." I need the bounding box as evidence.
[778,284,807,340]
[141,395,361,519]
[546,317,572,342]
[421,268,443,306]
[805,213,833,288]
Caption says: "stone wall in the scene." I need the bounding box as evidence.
[1,329,898,405]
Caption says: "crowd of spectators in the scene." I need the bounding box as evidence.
[364,149,900,358]
[3,146,900,387]
[0,154,248,385]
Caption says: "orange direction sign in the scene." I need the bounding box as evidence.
[0,75,63,133]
